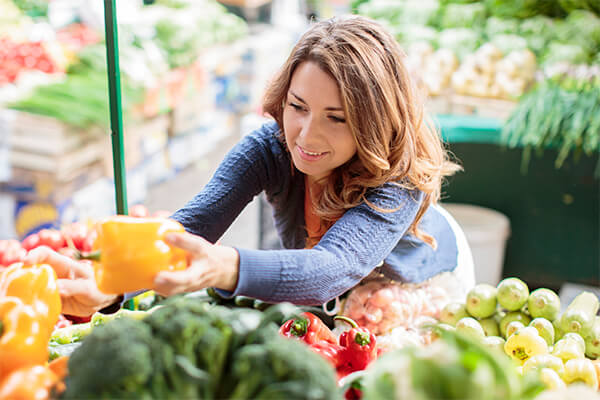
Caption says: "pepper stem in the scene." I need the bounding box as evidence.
[290,318,308,337]
[334,315,359,329]
[0,320,3,337]
[76,250,102,262]
[354,331,371,346]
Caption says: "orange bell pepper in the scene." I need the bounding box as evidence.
[0,364,60,400]
[84,216,188,294]
[0,263,61,332]
[0,297,49,379]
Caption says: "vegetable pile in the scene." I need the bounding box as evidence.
[356,329,545,400]
[356,0,600,101]
[0,262,65,399]
[436,277,600,392]
[62,298,341,399]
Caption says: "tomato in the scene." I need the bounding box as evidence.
[37,229,66,251]
[81,231,97,253]
[0,240,26,266]
[21,233,41,251]
[62,222,89,251]
[129,204,149,218]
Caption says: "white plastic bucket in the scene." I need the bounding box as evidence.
[441,203,511,286]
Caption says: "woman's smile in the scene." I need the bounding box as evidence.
[297,145,329,161]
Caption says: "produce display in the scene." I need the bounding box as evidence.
[435,277,600,392]
[355,0,600,169]
[2,205,598,399]
[1,216,599,400]
[0,0,248,127]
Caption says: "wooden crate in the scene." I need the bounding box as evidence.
[9,112,103,155]
[7,112,107,182]
[5,161,107,204]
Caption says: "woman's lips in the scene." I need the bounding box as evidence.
[297,146,327,161]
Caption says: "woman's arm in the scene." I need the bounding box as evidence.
[160,183,423,305]
[171,122,284,242]
[227,184,424,305]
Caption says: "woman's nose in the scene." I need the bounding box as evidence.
[299,115,320,142]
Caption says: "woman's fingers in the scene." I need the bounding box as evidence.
[164,232,210,254]
[153,262,208,296]
[24,246,92,279]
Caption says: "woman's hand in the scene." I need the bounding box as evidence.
[153,232,239,297]
[24,246,119,317]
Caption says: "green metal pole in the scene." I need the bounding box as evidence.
[103,0,128,216]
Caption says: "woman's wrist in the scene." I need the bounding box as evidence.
[213,245,240,292]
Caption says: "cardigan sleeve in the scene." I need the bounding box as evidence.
[222,184,424,305]
[170,123,284,243]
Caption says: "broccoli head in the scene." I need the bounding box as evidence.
[63,317,154,399]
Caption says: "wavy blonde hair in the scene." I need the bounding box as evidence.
[263,16,460,248]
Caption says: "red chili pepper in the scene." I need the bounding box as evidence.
[335,316,378,373]
[279,312,337,345]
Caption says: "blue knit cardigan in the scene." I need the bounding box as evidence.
[171,121,458,305]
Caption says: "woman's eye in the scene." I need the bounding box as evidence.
[329,115,346,123]
[289,102,304,111]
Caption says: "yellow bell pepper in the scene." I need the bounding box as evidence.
[86,216,188,294]
[0,364,61,400]
[563,358,598,388]
[0,263,61,333]
[504,326,549,364]
[552,337,585,363]
[0,297,49,379]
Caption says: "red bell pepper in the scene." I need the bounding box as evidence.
[279,312,337,345]
[335,316,378,373]
[309,340,344,368]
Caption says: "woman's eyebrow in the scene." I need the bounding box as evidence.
[289,91,307,104]
[289,91,343,111]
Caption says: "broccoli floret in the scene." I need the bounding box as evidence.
[227,336,341,400]
[144,296,235,398]
[63,318,154,399]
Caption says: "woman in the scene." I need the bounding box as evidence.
[27,16,474,337]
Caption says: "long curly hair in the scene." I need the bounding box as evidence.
[262,16,460,248]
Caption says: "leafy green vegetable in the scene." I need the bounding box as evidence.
[485,16,520,37]
[485,0,565,19]
[360,330,545,400]
[438,28,482,60]
[543,42,590,65]
[440,3,487,29]
[501,70,600,172]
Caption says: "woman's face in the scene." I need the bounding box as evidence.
[283,61,357,183]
